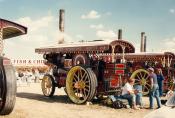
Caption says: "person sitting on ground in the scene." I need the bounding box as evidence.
[134,82,144,108]
[166,90,175,108]
[121,78,140,110]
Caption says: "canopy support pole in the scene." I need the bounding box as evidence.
[0,28,3,55]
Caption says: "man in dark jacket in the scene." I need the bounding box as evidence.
[156,68,164,97]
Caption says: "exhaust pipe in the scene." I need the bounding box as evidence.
[144,35,147,52]
[118,29,122,40]
[140,32,145,52]
[59,9,65,32]
[58,9,65,44]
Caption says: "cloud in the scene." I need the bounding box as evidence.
[105,12,112,16]
[76,34,84,39]
[90,24,104,29]
[161,37,175,52]
[169,9,175,14]
[4,14,73,60]
[134,43,141,53]
[96,30,116,38]
[16,16,54,32]
[81,10,101,19]
[16,15,74,44]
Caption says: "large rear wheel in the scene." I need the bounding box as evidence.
[0,60,17,115]
[164,78,174,91]
[131,69,150,95]
[66,66,97,104]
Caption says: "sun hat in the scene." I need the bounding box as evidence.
[148,67,154,72]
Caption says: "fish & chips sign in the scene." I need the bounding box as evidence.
[12,59,46,66]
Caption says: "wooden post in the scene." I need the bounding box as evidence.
[163,57,166,67]
[167,56,170,67]
[0,28,3,55]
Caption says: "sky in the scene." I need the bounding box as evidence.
[0,0,175,59]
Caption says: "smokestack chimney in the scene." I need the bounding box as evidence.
[140,32,145,52]
[59,9,65,32]
[58,9,65,44]
[118,29,122,40]
[144,36,147,52]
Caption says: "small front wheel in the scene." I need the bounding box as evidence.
[41,74,55,97]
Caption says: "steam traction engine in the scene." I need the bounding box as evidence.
[0,19,27,114]
[35,10,175,104]
[35,32,175,104]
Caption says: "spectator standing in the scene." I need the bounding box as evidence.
[34,68,40,83]
[25,69,33,86]
[156,68,164,97]
[148,67,161,109]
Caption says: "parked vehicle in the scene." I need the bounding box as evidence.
[35,10,175,104]
[0,18,27,115]
[35,35,175,104]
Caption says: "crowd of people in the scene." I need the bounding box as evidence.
[121,67,166,110]
[16,68,46,86]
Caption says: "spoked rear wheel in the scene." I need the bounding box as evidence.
[66,66,97,104]
[41,74,55,97]
[131,69,150,95]
[164,78,174,91]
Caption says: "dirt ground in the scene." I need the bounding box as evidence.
[0,83,154,118]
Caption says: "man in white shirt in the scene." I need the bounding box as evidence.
[121,78,140,110]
